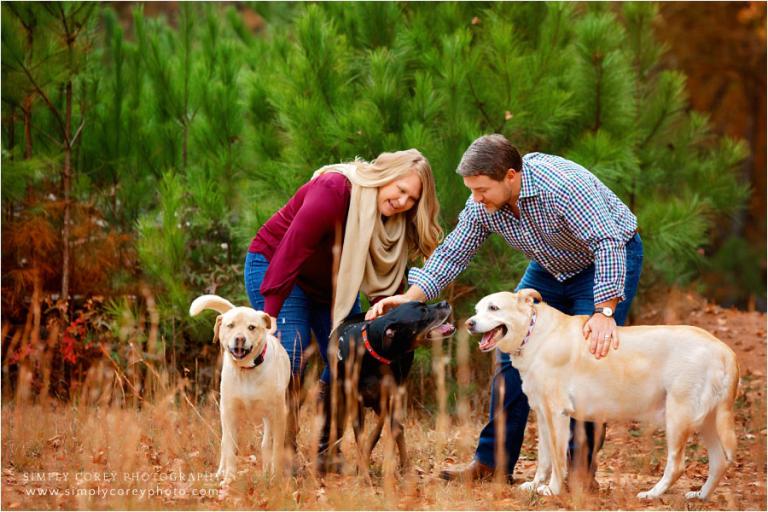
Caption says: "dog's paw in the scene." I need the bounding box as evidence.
[685,490,706,500]
[536,484,555,496]
[519,481,537,492]
[636,490,659,500]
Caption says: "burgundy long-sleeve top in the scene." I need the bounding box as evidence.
[248,173,352,317]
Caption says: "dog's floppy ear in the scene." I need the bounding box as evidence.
[212,315,223,344]
[517,288,542,304]
[261,312,277,335]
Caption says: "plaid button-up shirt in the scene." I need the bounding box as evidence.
[409,152,638,305]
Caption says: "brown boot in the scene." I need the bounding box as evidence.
[440,459,504,482]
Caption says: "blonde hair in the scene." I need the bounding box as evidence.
[353,149,443,261]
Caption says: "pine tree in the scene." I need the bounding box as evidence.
[2,2,98,316]
[1,2,753,388]
[241,2,748,309]
[129,4,251,355]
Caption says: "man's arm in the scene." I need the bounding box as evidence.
[366,200,489,319]
[556,175,629,359]
[583,236,627,359]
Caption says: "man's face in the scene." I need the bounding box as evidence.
[462,171,518,213]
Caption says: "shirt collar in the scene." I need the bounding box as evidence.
[518,157,540,199]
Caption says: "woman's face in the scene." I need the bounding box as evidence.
[377,171,422,217]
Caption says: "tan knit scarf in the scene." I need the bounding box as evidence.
[312,163,408,329]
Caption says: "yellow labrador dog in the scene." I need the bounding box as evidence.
[467,289,738,500]
[190,295,291,485]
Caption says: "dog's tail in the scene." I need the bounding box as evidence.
[697,351,732,410]
[189,295,237,316]
[694,346,739,459]
[713,352,739,462]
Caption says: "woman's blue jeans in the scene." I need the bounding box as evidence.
[474,234,643,475]
[244,252,361,383]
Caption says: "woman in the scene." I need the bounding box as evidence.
[244,149,442,455]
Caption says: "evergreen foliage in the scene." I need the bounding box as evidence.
[1,2,754,386]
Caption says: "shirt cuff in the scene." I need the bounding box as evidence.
[593,285,625,306]
[408,267,441,301]
[263,295,283,318]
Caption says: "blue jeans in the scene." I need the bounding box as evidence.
[474,234,643,475]
[244,252,361,383]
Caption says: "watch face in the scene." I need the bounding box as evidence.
[603,307,613,317]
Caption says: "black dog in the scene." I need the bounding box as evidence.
[317,301,454,473]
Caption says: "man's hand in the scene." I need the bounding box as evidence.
[582,312,619,359]
[365,285,427,320]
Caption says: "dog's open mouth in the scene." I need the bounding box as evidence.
[478,325,507,352]
[229,346,252,360]
[430,322,456,338]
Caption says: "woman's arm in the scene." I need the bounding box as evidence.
[260,180,349,317]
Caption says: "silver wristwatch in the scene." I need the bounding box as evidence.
[594,306,614,318]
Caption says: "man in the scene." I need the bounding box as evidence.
[367,134,643,484]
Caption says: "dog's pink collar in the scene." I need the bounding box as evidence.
[241,342,268,370]
[362,325,392,365]
[513,308,537,357]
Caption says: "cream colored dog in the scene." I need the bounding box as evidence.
[467,289,739,500]
[190,295,290,485]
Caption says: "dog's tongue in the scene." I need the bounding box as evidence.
[479,326,502,352]
[433,322,455,337]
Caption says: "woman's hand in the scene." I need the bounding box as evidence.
[365,285,428,320]
[366,295,411,320]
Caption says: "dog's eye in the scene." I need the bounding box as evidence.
[248,325,256,331]
[226,323,235,329]
[488,304,499,312]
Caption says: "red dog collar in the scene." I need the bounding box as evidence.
[362,325,392,365]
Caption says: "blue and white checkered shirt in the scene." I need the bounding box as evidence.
[409,152,638,305]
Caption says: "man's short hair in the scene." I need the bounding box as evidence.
[456,134,522,181]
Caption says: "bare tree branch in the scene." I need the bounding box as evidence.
[71,119,85,147]
[10,54,67,140]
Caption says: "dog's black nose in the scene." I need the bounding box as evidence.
[437,300,449,309]
[466,318,476,330]
[234,335,246,345]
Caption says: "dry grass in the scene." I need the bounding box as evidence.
[2,371,765,510]
[2,300,766,510]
